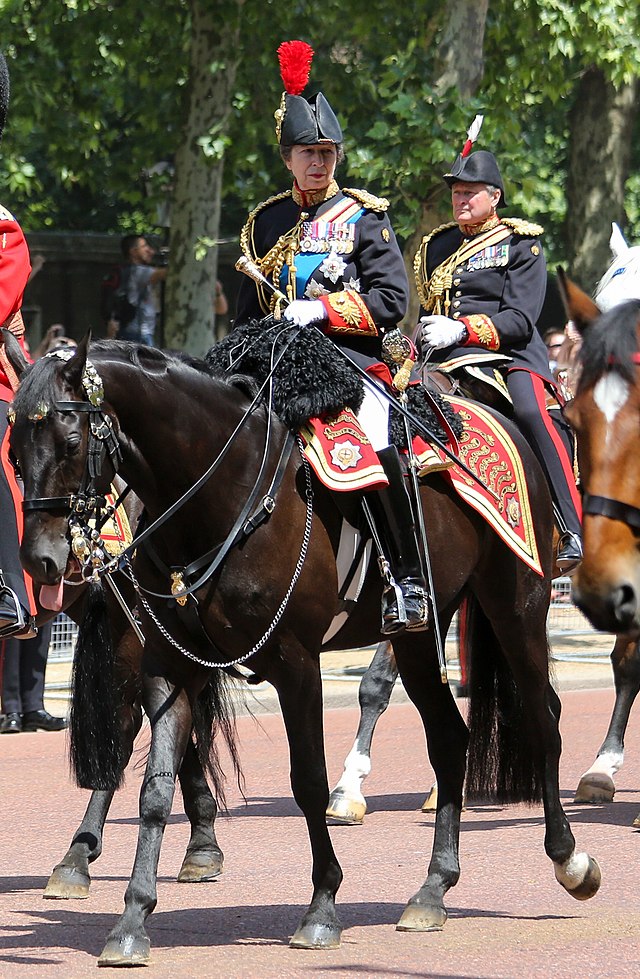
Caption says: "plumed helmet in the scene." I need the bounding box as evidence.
[443,150,507,207]
[0,54,9,144]
[274,41,343,146]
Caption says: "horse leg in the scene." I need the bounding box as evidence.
[483,598,601,902]
[393,626,469,932]
[269,648,343,949]
[327,639,398,825]
[574,636,640,804]
[45,654,143,900]
[176,737,224,882]
[98,673,193,967]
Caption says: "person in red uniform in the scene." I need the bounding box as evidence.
[0,52,38,639]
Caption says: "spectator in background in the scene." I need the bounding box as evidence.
[542,327,566,380]
[32,323,77,360]
[108,234,167,345]
[0,621,67,732]
[213,279,229,341]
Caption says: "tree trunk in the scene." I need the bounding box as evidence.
[164,0,243,355]
[402,0,489,329]
[565,67,639,293]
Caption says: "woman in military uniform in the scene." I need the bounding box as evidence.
[414,146,582,573]
[235,40,427,635]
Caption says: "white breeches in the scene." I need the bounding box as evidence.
[357,377,391,453]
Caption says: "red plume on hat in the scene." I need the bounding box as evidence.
[461,114,484,157]
[277,40,314,95]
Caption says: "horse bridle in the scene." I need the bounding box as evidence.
[580,351,640,533]
[582,494,640,532]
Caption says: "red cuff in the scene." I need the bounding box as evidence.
[319,290,378,336]
[461,314,500,351]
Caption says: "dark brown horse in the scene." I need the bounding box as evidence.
[5,332,600,966]
[25,491,229,901]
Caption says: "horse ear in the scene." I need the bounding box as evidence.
[556,267,600,336]
[0,328,30,384]
[60,331,91,394]
[609,222,628,258]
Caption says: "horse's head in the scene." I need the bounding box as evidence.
[558,274,640,635]
[3,332,119,591]
[594,223,640,312]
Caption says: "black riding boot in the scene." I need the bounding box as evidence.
[369,446,429,636]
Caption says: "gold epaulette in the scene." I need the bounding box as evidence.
[0,203,16,222]
[343,188,389,212]
[502,217,544,237]
[239,190,293,260]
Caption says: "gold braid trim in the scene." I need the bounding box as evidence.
[413,222,458,310]
[240,190,306,313]
[239,190,293,263]
[342,188,390,212]
[501,217,544,237]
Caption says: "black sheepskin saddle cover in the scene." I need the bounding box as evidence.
[205,317,462,447]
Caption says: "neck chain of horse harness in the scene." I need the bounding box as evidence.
[123,446,314,669]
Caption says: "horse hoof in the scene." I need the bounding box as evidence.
[326,791,366,825]
[421,784,438,812]
[574,773,615,804]
[98,934,151,967]
[555,854,602,901]
[396,902,447,932]
[43,865,91,900]
[290,922,342,949]
[177,848,224,882]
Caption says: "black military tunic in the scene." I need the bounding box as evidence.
[414,216,552,377]
[236,180,409,369]
[414,215,582,537]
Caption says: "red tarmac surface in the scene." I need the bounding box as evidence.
[1,674,640,978]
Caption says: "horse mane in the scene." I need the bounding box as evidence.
[12,354,64,416]
[577,299,640,391]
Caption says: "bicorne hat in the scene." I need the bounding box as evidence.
[0,55,9,144]
[274,41,342,146]
[442,117,507,207]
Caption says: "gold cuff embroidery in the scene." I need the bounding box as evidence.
[325,290,377,335]
[462,314,500,351]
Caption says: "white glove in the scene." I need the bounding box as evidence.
[283,299,327,328]
[419,314,467,350]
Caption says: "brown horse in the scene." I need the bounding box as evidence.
[559,276,640,635]
[4,331,600,966]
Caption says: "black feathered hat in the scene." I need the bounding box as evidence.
[0,54,9,143]
[442,115,507,207]
[274,41,342,146]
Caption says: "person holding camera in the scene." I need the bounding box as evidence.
[108,234,167,346]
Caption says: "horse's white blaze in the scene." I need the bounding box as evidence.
[554,850,590,890]
[594,374,630,425]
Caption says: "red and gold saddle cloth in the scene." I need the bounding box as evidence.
[300,408,388,492]
[434,396,543,576]
[301,396,543,577]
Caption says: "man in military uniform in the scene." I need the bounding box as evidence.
[414,148,582,572]
[236,40,428,634]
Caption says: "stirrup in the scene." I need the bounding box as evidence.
[381,579,408,636]
[0,582,37,640]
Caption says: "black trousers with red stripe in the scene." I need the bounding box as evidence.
[506,368,582,538]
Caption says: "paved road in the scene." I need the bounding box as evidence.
[1,670,639,978]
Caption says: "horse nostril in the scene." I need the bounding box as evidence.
[613,583,637,629]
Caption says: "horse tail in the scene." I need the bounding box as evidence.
[191,670,244,810]
[464,594,542,805]
[69,580,126,791]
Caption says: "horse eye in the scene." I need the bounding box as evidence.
[66,433,82,452]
